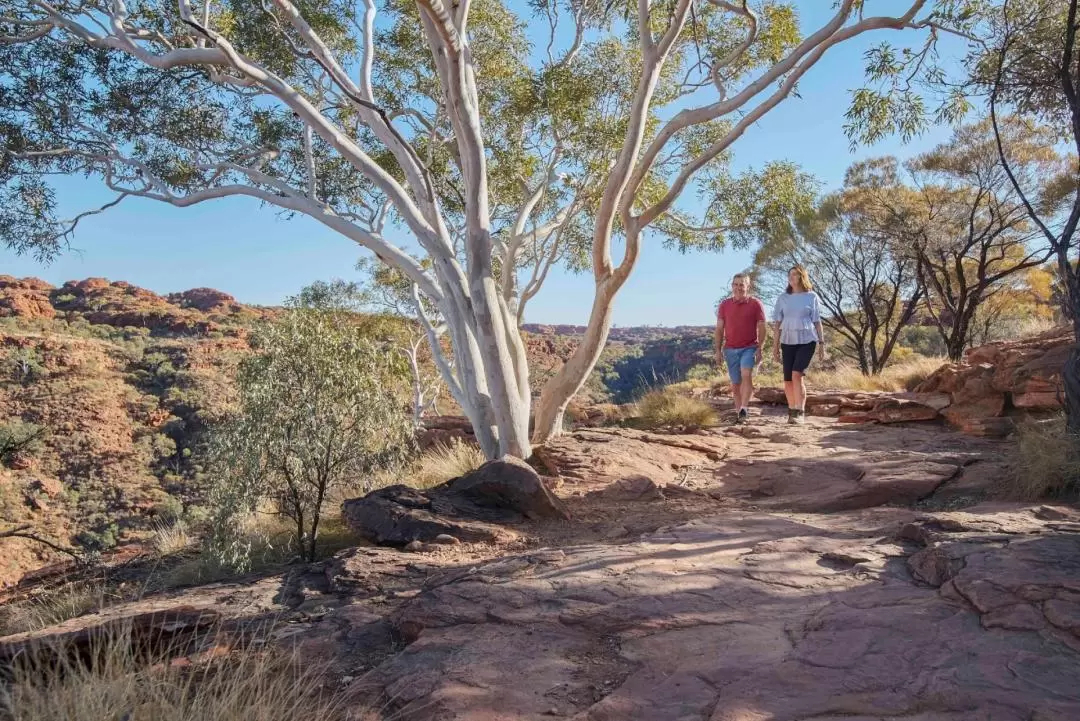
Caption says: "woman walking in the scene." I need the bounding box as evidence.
[772,265,826,424]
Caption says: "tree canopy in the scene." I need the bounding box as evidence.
[1,0,985,457]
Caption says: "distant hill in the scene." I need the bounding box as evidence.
[522,323,714,342]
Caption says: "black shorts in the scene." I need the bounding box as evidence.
[781,342,817,381]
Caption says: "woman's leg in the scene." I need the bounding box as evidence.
[780,344,796,409]
[792,371,806,410]
[792,343,817,412]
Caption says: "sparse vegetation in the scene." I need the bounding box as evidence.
[0,630,350,721]
[0,582,106,636]
[636,388,718,431]
[803,356,946,393]
[151,520,194,557]
[408,441,487,490]
[206,294,415,568]
[1000,416,1080,500]
[0,419,47,467]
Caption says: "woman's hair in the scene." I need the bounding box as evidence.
[785,265,813,294]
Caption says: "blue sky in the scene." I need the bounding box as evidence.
[1,3,963,326]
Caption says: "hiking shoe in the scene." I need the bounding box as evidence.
[738,408,749,424]
[793,409,806,425]
[787,409,797,425]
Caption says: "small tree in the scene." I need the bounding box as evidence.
[208,300,414,567]
[0,419,47,467]
[354,258,448,426]
[977,0,1080,431]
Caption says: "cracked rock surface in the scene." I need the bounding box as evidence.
[5,412,1078,721]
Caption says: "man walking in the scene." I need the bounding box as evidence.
[715,274,767,424]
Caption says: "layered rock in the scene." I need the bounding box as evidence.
[361,505,1080,720]
[916,326,1072,435]
[754,387,951,424]
[754,327,1073,437]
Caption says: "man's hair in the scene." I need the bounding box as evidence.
[732,273,750,284]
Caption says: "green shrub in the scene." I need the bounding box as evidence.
[0,420,47,467]
[206,297,415,568]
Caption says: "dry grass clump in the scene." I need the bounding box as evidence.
[0,630,351,721]
[808,356,945,392]
[151,520,195,557]
[999,416,1080,501]
[0,582,107,637]
[636,387,718,431]
[407,440,487,489]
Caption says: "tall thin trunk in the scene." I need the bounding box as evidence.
[1066,304,1080,435]
[532,277,622,444]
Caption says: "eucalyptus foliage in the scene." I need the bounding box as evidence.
[2,0,975,457]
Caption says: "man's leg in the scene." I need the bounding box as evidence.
[740,367,754,413]
[737,347,755,414]
[724,349,743,412]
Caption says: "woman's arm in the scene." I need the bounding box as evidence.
[772,297,783,357]
[811,294,826,354]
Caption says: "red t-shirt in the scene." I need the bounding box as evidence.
[717,297,766,349]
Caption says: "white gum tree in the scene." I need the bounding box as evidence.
[1,0,975,458]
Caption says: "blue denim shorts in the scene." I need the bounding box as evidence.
[723,346,758,385]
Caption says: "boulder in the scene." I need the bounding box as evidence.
[871,397,945,423]
[341,485,517,547]
[342,457,567,547]
[443,456,569,521]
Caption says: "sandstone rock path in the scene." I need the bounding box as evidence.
[5,411,1079,721]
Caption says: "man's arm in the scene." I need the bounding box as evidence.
[755,320,767,364]
[714,317,725,365]
[754,300,767,364]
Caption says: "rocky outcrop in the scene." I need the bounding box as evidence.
[754,328,1073,437]
[914,326,1072,436]
[342,457,568,547]
[1,276,272,337]
[0,276,55,319]
[754,387,951,424]
[166,287,240,313]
